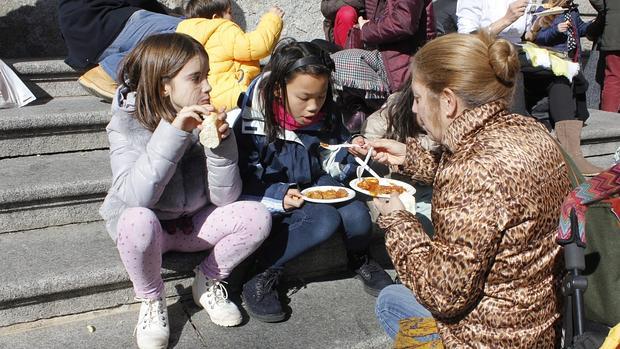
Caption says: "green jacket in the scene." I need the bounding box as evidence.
[590,0,620,50]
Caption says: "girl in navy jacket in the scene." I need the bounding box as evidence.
[234,39,393,322]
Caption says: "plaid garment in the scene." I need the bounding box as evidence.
[331,48,391,100]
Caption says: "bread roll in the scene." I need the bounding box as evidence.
[199,113,223,148]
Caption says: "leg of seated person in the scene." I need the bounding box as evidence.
[334,6,358,47]
[259,203,342,269]
[98,10,181,78]
[601,51,620,113]
[375,284,440,341]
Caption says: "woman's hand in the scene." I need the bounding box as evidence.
[373,193,406,216]
[172,105,214,132]
[368,139,407,166]
[505,0,528,24]
[557,20,570,33]
[283,188,304,211]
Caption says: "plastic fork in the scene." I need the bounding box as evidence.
[319,142,360,151]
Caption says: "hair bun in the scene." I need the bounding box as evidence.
[487,38,519,87]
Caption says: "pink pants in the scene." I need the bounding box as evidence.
[116,201,271,299]
[334,6,358,48]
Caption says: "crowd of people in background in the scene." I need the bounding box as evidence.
[56,0,619,348]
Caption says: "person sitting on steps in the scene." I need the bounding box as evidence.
[57,0,181,102]
[98,33,271,349]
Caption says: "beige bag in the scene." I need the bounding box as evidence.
[0,59,36,109]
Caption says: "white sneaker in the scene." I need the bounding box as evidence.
[192,267,242,326]
[135,297,169,349]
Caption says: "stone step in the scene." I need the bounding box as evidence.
[0,276,390,349]
[0,150,111,233]
[0,220,389,328]
[4,58,88,99]
[0,96,111,158]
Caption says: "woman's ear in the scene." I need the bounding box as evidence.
[441,88,459,119]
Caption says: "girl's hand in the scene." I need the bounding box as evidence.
[373,192,406,216]
[557,20,570,33]
[368,139,406,166]
[172,105,214,132]
[348,136,368,157]
[270,6,284,18]
[214,107,231,140]
[283,188,304,211]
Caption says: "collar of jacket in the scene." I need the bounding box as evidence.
[442,100,507,153]
[240,74,304,146]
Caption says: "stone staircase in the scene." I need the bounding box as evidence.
[1,0,619,344]
[2,56,619,331]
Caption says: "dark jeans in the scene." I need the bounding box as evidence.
[258,188,372,269]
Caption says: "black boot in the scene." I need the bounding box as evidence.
[348,252,393,297]
[241,268,286,322]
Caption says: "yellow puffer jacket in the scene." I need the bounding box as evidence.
[176,13,283,110]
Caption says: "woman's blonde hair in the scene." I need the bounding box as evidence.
[410,31,520,109]
[118,33,209,131]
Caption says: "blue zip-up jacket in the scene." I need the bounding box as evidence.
[233,74,358,213]
[534,6,590,60]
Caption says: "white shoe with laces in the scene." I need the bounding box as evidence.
[135,297,169,349]
[192,267,242,326]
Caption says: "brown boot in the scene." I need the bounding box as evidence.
[78,65,117,102]
[555,120,604,176]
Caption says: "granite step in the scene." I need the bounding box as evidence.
[0,96,111,158]
[3,58,87,99]
[0,276,391,349]
[0,220,390,328]
[0,150,111,233]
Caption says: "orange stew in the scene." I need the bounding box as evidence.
[357,178,405,196]
[306,189,349,200]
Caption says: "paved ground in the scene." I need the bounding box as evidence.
[0,274,394,349]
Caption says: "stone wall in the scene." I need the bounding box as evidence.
[0,0,599,59]
[0,0,324,59]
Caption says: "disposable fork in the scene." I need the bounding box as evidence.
[319,142,360,151]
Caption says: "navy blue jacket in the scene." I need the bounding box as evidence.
[534,6,590,60]
[233,75,358,213]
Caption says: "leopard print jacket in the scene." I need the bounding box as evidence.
[378,101,571,348]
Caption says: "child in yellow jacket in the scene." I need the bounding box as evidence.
[177,1,284,110]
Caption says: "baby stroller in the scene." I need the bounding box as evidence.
[556,157,620,349]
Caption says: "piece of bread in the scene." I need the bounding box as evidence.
[199,113,223,148]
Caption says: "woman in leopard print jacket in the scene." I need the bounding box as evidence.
[367,31,572,348]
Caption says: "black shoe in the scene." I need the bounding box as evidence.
[349,254,393,297]
[241,268,286,323]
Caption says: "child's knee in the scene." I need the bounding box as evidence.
[243,202,272,243]
[116,207,160,248]
[306,205,341,242]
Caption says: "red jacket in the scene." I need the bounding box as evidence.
[361,0,429,91]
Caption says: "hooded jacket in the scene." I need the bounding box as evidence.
[176,13,283,110]
[233,75,358,214]
[99,88,241,241]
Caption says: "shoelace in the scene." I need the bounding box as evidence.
[208,280,230,305]
[255,271,280,300]
[358,258,381,280]
[133,298,166,336]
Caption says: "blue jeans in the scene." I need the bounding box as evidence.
[261,196,372,269]
[375,284,440,341]
[98,10,181,78]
